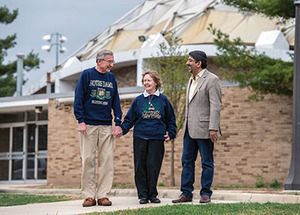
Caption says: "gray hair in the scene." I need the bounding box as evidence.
[96,49,114,62]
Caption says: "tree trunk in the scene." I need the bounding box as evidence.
[171,138,175,186]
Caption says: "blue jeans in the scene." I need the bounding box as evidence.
[180,129,214,198]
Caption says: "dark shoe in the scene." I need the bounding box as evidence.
[172,195,192,203]
[150,197,161,203]
[82,198,96,207]
[98,197,112,206]
[139,198,149,204]
[200,195,211,203]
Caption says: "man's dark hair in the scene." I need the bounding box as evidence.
[189,50,207,69]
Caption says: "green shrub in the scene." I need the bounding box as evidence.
[121,184,133,189]
[255,174,265,188]
[269,179,282,189]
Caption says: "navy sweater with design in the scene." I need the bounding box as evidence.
[73,67,122,126]
[121,93,177,140]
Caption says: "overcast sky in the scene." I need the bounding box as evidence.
[1,0,143,89]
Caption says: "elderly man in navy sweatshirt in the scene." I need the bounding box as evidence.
[74,49,122,207]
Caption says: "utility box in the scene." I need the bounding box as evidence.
[255,30,289,50]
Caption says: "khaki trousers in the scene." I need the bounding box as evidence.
[80,125,114,199]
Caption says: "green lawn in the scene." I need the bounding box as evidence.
[90,203,300,215]
[0,193,78,206]
[1,193,299,215]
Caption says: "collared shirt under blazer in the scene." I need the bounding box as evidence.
[183,69,222,139]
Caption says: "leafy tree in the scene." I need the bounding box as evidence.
[208,24,293,100]
[0,5,42,97]
[146,35,189,186]
[221,0,295,20]
[208,0,295,100]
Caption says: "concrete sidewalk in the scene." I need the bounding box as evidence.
[0,184,299,215]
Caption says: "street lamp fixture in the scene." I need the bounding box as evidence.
[42,33,67,67]
[41,33,67,94]
[285,0,300,190]
[41,45,51,51]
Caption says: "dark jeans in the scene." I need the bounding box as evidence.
[133,137,165,199]
[180,129,214,198]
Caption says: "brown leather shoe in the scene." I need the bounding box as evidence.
[200,195,211,203]
[98,197,112,206]
[82,198,96,207]
[172,195,192,203]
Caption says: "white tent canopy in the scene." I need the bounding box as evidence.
[23,0,294,95]
[76,0,293,61]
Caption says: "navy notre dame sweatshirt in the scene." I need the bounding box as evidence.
[73,67,122,126]
[121,92,177,140]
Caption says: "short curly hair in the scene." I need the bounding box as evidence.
[142,70,162,89]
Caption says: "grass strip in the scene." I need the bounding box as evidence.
[0,193,77,206]
[90,203,300,215]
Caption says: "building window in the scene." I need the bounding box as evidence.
[0,128,9,153]
[0,110,48,183]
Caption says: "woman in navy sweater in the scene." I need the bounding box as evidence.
[120,70,177,204]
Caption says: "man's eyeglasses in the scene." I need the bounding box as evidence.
[187,59,195,62]
[101,58,115,64]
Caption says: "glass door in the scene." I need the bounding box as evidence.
[37,124,47,179]
[0,127,10,181]
[26,123,47,180]
[0,124,25,181]
[12,126,24,180]
[0,110,48,183]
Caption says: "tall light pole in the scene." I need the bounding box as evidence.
[285,0,300,190]
[41,33,67,94]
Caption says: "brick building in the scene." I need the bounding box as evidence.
[44,68,292,188]
[0,0,294,188]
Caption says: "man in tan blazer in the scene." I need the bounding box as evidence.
[172,50,222,204]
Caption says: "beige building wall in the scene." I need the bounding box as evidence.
[47,100,81,188]
[113,65,137,88]
[214,87,292,187]
[47,86,292,188]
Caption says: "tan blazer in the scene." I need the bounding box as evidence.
[183,69,222,139]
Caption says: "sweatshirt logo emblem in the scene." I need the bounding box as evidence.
[90,89,96,97]
[90,88,111,100]
[148,103,155,110]
[142,101,161,119]
[105,91,111,99]
[97,88,106,100]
